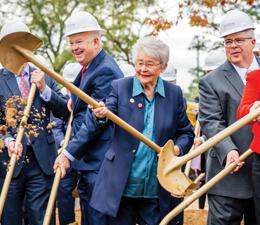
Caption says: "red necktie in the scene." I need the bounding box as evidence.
[20,70,29,98]
[81,66,87,80]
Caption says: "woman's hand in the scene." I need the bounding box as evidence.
[89,101,108,118]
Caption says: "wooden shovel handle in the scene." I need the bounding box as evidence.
[160,149,253,225]
[166,107,260,173]
[14,45,162,154]
[0,83,37,219]
[43,113,73,225]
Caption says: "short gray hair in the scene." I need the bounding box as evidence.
[245,29,255,38]
[132,36,169,66]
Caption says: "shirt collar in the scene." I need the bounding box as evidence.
[15,64,30,77]
[132,76,165,98]
[232,55,260,84]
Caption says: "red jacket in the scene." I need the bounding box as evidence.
[237,69,260,153]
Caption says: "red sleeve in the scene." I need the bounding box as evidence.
[237,69,260,124]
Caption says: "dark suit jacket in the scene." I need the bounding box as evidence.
[0,66,68,177]
[237,69,260,153]
[66,49,123,171]
[89,77,194,217]
[199,57,260,199]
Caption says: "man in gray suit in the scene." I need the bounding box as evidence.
[199,10,259,225]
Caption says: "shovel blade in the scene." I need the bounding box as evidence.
[0,32,42,75]
[157,140,194,197]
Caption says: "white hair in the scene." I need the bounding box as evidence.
[132,36,169,66]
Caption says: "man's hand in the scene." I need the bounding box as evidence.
[7,141,23,160]
[31,69,46,92]
[194,137,203,148]
[173,145,181,156]
[67,98,72,112]
[225,150,244,173]
[53,153,70,178]
[250,101,260,121]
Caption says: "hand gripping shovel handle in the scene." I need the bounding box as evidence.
[42,113,73,225]
[14,45,162,154]
[184,121,201,176]
[160,149,253,225]
[0,83,37,219]
[164,107,260,175]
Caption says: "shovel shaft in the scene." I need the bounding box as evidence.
[169,108,260,171]
[159,149,253,225]
[42,168,61,225]
[14,45,162,154]
[0,84,37,219]
[43,113,73,225]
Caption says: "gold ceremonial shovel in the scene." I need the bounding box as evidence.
[160,149,253,225]
[0,32,198,219]
[0,32,42,219]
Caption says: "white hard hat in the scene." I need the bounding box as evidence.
[64,11,104,37]
[118,61,135,77]
[203,50,226,71]
[219,10,255,38]
[63,62,82,82]
[160,62,176,82]
[33,55,53,70]
[0,20,30,37]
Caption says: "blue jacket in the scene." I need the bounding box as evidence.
[0,66,68,177]
[89,77,194,218]
[66,49,123,171]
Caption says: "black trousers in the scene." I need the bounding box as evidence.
[252,153,260,225]
[207,194,256,225]
[108,197,161,225]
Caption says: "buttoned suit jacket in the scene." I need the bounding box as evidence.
[199,57,260,198]
[67,49,123,171]
[0,66,68,178]
[89,77,194,218]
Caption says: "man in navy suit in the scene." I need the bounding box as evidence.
[54,11,123,225]
[0,21,68,225]
[56,36,194,224]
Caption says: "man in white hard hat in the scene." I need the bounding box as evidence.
[160,62,177,84]
[0,21,68,225]
[199,9,259,225]
[203,49,226,72]
[117,61,135,77]
[53,11,123,225]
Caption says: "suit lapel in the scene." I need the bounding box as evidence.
[131,94,144,147]
[223,61,244,97]
[3,70,21,96]
[72,72,82,111]
[73,50,106,111]
[154,92,165,144]
[256,56,260,66]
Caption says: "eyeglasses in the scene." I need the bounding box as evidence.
[135,61,162,70]
[69,38,94,48]
[223,37,253,47]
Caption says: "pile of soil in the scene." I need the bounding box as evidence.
[56,208,208,225]
[184,209,207,225]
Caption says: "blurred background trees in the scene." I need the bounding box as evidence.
[0,0,162,72]
[0,0,259,98]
